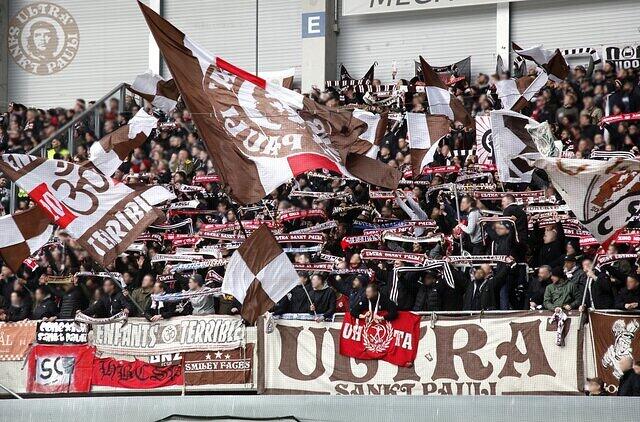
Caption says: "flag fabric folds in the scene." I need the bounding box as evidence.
[222,225,299,324]
[0,154,175,267]
[129,70,179,114]
[407,113,451,177]
[534,157,640,245]
[490,110,541,183]
[0,207,54,272]
[258,67,296,90]
[89,109,158,177]
[0,110,159,271]
[496,71,549,112]
[512,43,570,82]
[139,2,400,205]
[418,56,474,130]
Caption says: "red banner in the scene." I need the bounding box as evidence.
[92,357,183,389]
[339,311,421,367]
[26,345,95,393]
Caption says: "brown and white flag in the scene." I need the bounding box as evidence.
[139,2,400,205]
[535,157,640,246]
[512,43,569,83]
[407,112,451,177]
[0,207,54,272]
[419,56,474,130]
[495,71,549,112]
[222,225,299,324]
[89,109,157,177]
[129,70,179,114]
[0,154,175,267]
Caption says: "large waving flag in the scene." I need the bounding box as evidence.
[0,110,159,271]
[138,2,400,205]
[512,43,569,83]
[406,113,451,177]
[419,56,474,130]
[0,154,175,266]
[535,158,640,246]
[222,225,299,324]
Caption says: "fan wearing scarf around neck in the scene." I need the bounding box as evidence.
[350,283,398,323]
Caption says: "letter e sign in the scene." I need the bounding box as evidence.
[302,12,325,38]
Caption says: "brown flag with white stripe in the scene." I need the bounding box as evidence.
[139,1,400,205]
[407,113,451,177]
[222,225,299,324]
[419,56,474,130]
[0,207,54,272]
[129,71,179,114]
[495,71,549,112]
[512,43,569,83]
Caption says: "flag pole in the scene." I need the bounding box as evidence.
[302,282,317,318]
[225,193,249,239]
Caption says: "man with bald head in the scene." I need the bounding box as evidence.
[617,355,640,396]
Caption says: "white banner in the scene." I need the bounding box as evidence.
[90,315,245,356]
[341,0,530,16]
[258,312,583,395]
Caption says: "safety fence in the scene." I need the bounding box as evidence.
[0,311,637,397]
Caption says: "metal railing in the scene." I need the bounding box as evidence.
[7,83,130,213]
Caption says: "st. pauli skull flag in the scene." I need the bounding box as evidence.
[339,311,421,367]
[534,157,640,246]
[222,225,299,323]
[0,154,175,267]
[418,56,474,130]
[138,2,400,205]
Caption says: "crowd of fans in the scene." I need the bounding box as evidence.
[0,60,640,340]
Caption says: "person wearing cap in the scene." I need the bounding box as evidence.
[614,273,640,311]
[543,267,581,312]
[585,377,608,396]
[185,274,216,316]
[564,254,587,295]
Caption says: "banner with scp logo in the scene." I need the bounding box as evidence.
[26,345,95,393]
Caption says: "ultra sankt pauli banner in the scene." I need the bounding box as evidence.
[258,312,584,395]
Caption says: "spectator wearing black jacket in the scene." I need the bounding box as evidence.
[501,194,528,246]
[308,274,336,321]
[535,227,565,269]
[0,291,30,321]
[146,281,175,321]
[31,287,58,320]
[529,265,552,310]
[581,261,615,310]
[617,356,640,396]
[614,274,640,312]
[461,265,501,311]
[412,270,442,312]
[52,282,85,319]
[351,283,398,321]
[83,279,133,318]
